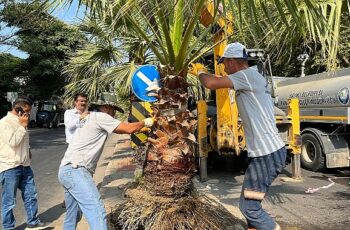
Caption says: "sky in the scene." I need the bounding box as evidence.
[50,0,85,24]
[0,0,84,59]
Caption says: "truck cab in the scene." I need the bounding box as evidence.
[34,100,64,129]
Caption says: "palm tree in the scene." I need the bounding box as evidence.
[46,0,346,229]
[62,15,157,109]
[233,0,346,71]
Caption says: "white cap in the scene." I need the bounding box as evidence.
[218,42,248,63]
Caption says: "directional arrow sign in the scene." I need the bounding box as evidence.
[131,65,161,102]
[136,71,160,92]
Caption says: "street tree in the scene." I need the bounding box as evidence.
[0,0,17,46]
[62,14,156,109]
[0,53,23,93]
[0,53,23,117]
[1,1,86,99]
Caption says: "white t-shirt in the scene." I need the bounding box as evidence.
[60,112,121,173]
[228,67,284,157]
[64,108,82,144]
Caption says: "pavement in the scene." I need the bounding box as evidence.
[54,134,350,229]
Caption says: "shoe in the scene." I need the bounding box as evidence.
[274,223,281,230]
[26,222,50,229]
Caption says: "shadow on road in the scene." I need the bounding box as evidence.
[29,127,66,150]
[14,203,65,230]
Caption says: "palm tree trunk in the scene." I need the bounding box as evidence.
[111,74,245,230]
[142,75,196,197]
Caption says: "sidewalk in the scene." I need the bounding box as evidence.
[100,134,135,213]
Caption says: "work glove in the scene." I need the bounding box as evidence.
[188,63,208,76]
[143,117,155,128]
[140,127,151,133]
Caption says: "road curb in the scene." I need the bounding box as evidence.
[100,134,134,214]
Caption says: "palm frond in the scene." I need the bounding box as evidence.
[48,0,346,108]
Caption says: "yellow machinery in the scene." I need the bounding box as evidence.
[197,2,302,181]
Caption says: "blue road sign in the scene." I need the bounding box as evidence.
[131,65,160,102]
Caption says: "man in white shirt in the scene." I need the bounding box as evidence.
[191,42,285,230]
[58,92,154,230]
[64,93,89,144]
[0,96,50,230]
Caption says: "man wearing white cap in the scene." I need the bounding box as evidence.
[190,42,285,230]
[58,92,154,230]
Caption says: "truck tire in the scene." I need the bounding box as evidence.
[301,133,326,171]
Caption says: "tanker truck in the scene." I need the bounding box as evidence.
[275,68,350,171]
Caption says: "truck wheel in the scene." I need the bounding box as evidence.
[301,133,326,171]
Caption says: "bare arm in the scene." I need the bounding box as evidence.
[113,121,145,134]
[198,73,234,90]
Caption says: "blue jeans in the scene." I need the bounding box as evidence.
[58,164,107,230]
[239,147,286,230]
[0,166,40,230]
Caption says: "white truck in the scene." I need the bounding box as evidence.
[275,68,350,171]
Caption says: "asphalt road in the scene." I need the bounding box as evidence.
[204,154,350,230]
[0,127,66,230]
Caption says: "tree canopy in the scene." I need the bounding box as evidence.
[48,0,350,104]
[0,1,86,99]
[0,53,23,94]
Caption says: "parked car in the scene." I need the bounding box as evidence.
[34,100,64,129]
